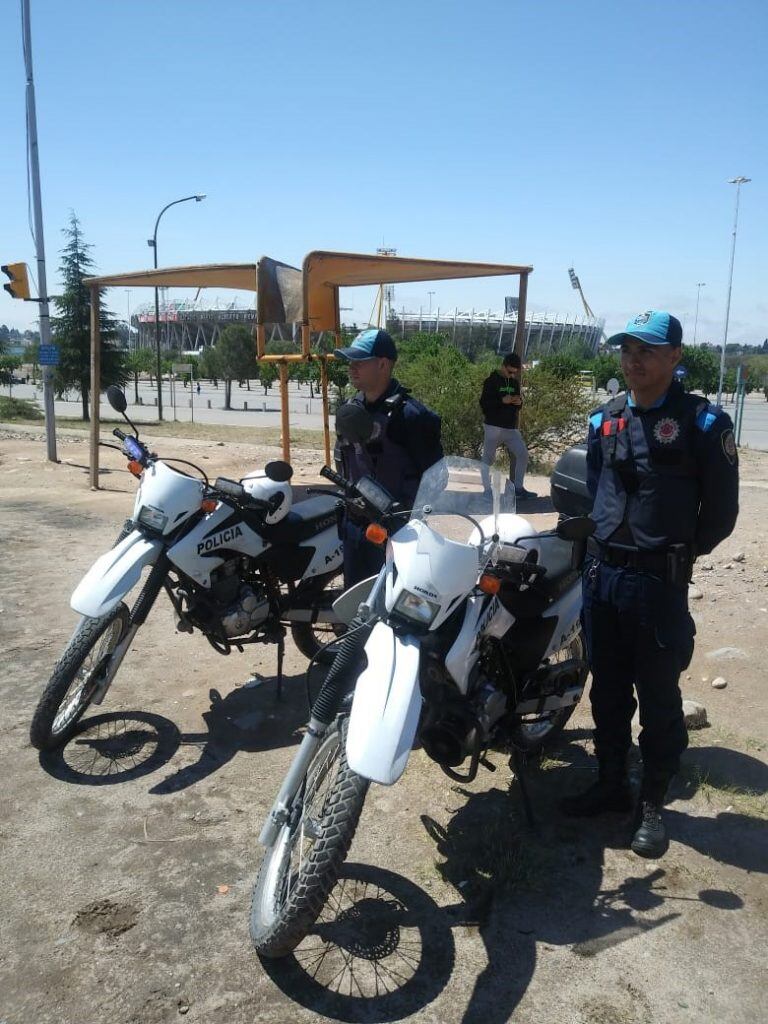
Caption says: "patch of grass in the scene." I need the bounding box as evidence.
[677,763,768,819]
[0,396,43,421]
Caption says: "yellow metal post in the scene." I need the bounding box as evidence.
[301,323,311,358]
[256,323,266,359]
[279,362,290,463]
[320,357,331,465]
[89,286,101,490]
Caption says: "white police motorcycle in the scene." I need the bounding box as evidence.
[29,387,344,751]
[250,454,594,956]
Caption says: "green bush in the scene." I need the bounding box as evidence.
[398,344,490,457]
[0,396,44,421]
[397,344,592,462]
[591,352,625,390]
[520,366,593,459]
[536,349,588,379]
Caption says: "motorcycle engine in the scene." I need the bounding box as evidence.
[210,563,270,638]
[220,583,270,637]
[420,655,507,766]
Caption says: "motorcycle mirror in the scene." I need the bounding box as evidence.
[335,403,375,444]
[106,386,127,413]
[264,460,293,483]
[556,516,596,542]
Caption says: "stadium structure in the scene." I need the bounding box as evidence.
[131,296,295,352]
[387,306,604,358]
[130,294,603,359]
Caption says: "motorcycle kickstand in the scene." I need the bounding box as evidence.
[511,746,536,828]
[275,636,285,701]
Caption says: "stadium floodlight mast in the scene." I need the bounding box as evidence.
[147,194,206,419]
[717,177,750,406]
[693,282,705,346]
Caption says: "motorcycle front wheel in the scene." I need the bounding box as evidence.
[510,629,587,754]
[250,715,368,958]
[289,568,347,660]
[29,603,130,751]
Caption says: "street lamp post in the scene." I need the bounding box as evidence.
[427,291,435,314]
[717,177,750,406]
[147,194,206,419]
[693,282,705,346]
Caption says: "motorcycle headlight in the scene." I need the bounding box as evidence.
[137,504,168,533]
[393,590,439,626]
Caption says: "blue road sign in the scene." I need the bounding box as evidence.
[38,344,60,366]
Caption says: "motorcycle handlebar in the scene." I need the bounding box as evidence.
[112,427,127,441]
[320,465,349,490]
[212,476,279,515]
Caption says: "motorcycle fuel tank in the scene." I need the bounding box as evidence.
[167,504,267,587]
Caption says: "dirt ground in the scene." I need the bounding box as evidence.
[1,423,766,1024]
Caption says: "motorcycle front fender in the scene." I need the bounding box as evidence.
[346,621,421,786]
[70,530,163,618]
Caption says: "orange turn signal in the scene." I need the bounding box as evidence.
[365,523,388,546]
[201,498,218,513]
[478,574,501,595]
[127,460,143,478]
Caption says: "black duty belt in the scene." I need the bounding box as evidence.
[587,537,684,577]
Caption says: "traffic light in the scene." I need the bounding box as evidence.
[2,262,31,300]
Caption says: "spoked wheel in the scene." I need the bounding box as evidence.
[510,630,587,754]
[250,715,369,958]
[29,604,130,751]
[289,569,347,660]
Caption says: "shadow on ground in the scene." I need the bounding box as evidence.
[38,672,312,790]
[259,734,762,1023]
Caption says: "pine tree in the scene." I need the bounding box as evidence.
[51,212,127,420]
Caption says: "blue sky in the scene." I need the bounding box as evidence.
[2,0,766,344]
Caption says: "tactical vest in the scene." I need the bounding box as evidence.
[592,386,708,550]
[335,387,426,506]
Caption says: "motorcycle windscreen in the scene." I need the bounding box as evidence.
[346,621,421,786]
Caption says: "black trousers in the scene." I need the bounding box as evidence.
[582,557,694,781]
[342,519,386,589]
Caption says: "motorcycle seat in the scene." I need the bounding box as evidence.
[258,499,338,544]
[499,537,579,617]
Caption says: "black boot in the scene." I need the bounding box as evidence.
[631,801,668,858]
[630,772,671,857]
[560,760,633,817]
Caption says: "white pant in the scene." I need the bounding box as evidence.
[482,424,528,489]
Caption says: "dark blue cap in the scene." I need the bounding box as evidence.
[335,328,398,361]
[608,310,683,348]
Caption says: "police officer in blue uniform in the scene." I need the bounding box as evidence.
[562,310,739,858]
[334,328,443,586]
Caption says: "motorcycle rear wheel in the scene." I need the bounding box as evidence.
[29,604,130,751]
[250,715,368,958]
[289,568,347,660]
[510,629,587,754]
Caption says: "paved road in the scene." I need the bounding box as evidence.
[8,378,331,431]
[8,379,768,449]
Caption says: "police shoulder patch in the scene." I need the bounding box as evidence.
[721,429,737,465]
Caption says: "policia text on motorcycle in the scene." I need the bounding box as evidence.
[562,310,739,859]
[333,329,443,586]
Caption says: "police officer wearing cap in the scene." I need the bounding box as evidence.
[561,310,739,858]
[334,328,443,587]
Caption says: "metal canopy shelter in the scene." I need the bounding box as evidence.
[85,251,532,490]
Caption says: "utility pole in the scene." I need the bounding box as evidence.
[717,177,751,406]
[693,282,705,345]
[21,0,57,461]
